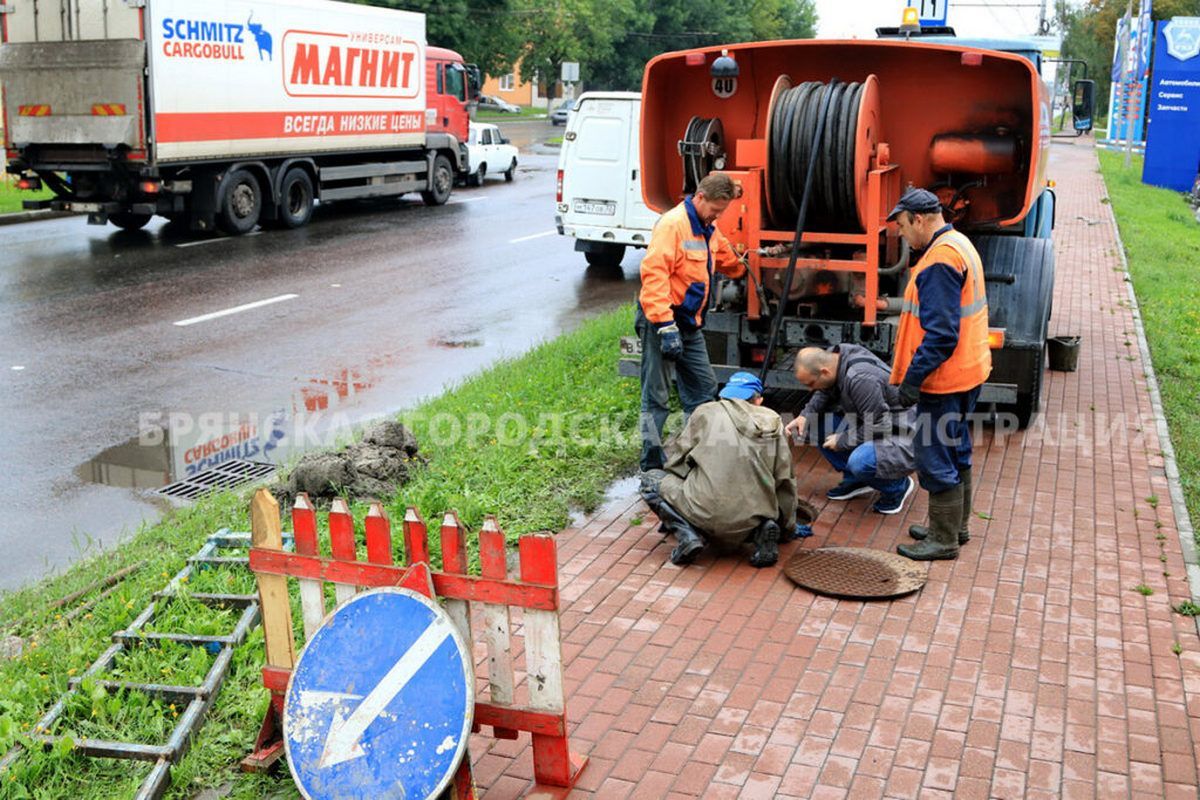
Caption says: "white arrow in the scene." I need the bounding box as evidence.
[318,615,454,769]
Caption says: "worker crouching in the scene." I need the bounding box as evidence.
[786,345,917,515]
[640,372,807,568]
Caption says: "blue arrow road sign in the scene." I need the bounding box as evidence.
[284,588,474,800]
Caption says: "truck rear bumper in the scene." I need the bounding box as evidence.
[615,356,1019,405]
[561,223,651,248]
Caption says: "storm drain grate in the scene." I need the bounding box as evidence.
[159,460,276,500]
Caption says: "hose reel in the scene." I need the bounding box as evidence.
[764,75,880,232]
[678,116,726,195]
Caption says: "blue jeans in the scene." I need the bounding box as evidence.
[913,387,980,494]
[815,413,908,496]
[636,307,717,471]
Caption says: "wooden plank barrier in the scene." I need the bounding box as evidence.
[242,488,587,794]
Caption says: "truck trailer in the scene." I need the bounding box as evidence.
[0,0,480,233]
[623,28,1094,427]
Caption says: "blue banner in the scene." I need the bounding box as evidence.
[1108,2,1154,143]
[1143,18,1200,191]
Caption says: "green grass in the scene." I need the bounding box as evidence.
[0,306,640,798]
[0,175,53,214]
[1098,150,1200,547]
[475,106,548,121]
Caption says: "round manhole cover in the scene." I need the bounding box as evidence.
[784,547,929,599]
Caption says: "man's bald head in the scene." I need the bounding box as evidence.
[794,347,839,391]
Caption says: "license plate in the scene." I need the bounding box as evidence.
[66,202,103,212]
[572,198,616,216]
[620,336,642,355]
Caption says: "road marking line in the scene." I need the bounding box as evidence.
[176,231,261,248]
[448,196,485,204]
[173,294,298,327]
[509,229,556,243]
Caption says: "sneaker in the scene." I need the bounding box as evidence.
[826,478,874,501]
[872,477,916,515]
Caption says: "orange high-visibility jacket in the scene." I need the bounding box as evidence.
[890,229,991,394]
[639,199,745,329]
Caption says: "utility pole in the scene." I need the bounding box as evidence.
[1124,0,1141,168]
[1038,0,1049,36]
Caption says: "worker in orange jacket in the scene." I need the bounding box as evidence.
[887,188,991,561]
[637,173,746,472]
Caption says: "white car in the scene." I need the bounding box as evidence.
[465,122,518,186]
[550,99,576,126]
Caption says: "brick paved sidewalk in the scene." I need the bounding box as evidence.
[468,140,1200,799]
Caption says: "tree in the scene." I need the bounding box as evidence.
[348,0,520,76]
[508,0,636,95]
[586,0,819,91]
[1059,0,1200,120]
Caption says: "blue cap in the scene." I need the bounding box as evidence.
[719,371,764,400]
[887,187,943,221]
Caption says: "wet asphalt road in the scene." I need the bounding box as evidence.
[0,119,643,591]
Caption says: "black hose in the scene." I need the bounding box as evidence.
[767,80,863,232]
[758,79,840,385]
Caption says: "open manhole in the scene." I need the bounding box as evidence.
[159,460,276,500]
[784,547,928,600]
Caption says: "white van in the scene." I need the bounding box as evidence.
[554,92,658,268]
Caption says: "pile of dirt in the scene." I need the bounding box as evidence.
[271,420,423,505]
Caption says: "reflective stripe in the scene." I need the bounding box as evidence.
[899,298,986,320]
[681,239,708,251]
[960,296,988,318]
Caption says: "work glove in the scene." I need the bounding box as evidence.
[657,323,683,361]
[897,381,921,408]
[777,522,814,544]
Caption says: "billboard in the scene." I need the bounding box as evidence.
[1143,18,1200,191]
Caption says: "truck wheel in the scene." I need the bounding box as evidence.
[504,159,517,182]
[110,211,152,231]
[585,243,626,268]
[471,163,487,187]
[218,168,263,235]
[1011,342,1046,429]
[421,154,453,206]
[278,169,315,229]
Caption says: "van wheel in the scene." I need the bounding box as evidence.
[504,159,517,182]
[471,163,486,187]
[585,243,626,268]
[421,155,453,206]
[110,211,152,231]
[217,168,262,235]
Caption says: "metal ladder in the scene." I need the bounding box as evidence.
[0,528,289,799]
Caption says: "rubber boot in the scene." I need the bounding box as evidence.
[655,499,705,565]
[898,484,962,561]
[909,468,972,545]
[749,520,781,568]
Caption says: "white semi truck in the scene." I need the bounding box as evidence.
[0,0,479,233]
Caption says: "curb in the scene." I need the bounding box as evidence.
[0,209,78,227]
[1100,156,1200,616]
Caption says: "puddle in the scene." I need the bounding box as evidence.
[433,338,484,349]
[568,474,642,528]
[81,354,406,491]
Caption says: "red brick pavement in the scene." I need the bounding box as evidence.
[467,140,1200,798]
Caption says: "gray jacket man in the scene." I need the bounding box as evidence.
[786,344,917,515]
